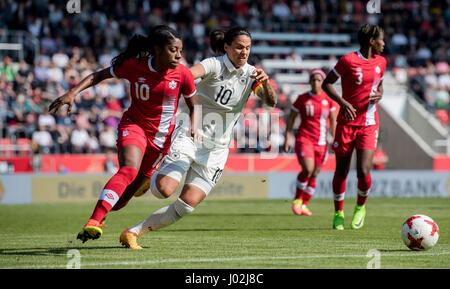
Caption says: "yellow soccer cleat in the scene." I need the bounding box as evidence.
[133,179,150,197]
[119,229,143,250]
[77,219,103,243]
[300,204,313,216]
[332,210,345,230]
[351,205,366,230]
[291,199,303,215]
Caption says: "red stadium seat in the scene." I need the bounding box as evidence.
[16,138,32,156]
[435,109,449,126]
[0,138,14,157]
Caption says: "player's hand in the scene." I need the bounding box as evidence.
[251,68,269,84]
[192,129,203,145]
[283,140,290,153]
[340,100,357,121]
[369,91,383,103]
[49,91,76,115]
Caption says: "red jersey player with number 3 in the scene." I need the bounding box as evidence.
[322,24,387,230]
[48,25,196,243]
[283,69,337,216]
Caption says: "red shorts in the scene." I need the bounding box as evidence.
[116,120,166,177]
[332,124,378,156]
[294,138,328,168]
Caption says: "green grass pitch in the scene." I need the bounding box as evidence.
[0,198,449,268]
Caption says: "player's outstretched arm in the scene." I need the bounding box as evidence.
[190,63,206,80]
[185,95,202,143]
[252,68,277,107]
[49,68,113,114]
[283,110,298,152]
[328,108,337,143]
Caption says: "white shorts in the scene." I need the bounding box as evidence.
[157,132,229,195]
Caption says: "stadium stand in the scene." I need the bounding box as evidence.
[0,0,449,169]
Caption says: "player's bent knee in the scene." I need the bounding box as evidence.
[148,173,168,199]
[149,173,178,199]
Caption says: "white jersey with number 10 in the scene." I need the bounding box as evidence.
[196,54,261,148]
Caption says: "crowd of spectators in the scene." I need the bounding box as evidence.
[0,0,449,156]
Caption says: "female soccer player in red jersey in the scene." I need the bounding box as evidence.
[283,69,337,216]
[322,24,386,230]
[49,25,197,242]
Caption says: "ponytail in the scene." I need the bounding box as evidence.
[111,34,150,67]
[209,26,252,55]
[111,25,181,68]
[148,24,181,55]
[210,29,226,54]
[357,24,384,48]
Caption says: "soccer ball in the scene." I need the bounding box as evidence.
[401,215,439,251]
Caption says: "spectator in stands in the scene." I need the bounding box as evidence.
[70,124,90,154]
[51,124,70,154]
[86,130,101,154]
[0,94,7,136]
[32,126,53,154]
[104,149,118,174]
[408,67,428,107]
[99,126,117,152]
[38,109,56,130]
[23,112,37,139]
[0,55,16,82]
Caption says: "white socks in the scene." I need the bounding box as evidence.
[128,198,194,236]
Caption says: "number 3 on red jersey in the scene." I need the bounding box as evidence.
[355,67,363,85]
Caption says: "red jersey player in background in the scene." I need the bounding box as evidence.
[322,24,386,230]
[283,69,337,216]
[49,25,196,243]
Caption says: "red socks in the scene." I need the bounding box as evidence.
[332,173,371,211]
[301,177,316,205]
[295,174,317,205]
[295,173,308,199]
[357,174,372,206]
[89,166,138,223]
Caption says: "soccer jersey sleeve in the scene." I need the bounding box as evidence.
[333,55,351,78]
[329,98,338,112]
[380,56,388,80]
[110,58,136,80]
[181,67,197,98]
[291,95,302,112]
[199,57,219,77]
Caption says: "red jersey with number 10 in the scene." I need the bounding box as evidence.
[110,56,196,151]
[333,51,387,126]
[292,91,338,146]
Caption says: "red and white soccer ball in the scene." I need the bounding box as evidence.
[401,215,439,251]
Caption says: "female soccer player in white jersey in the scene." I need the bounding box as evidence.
[119,27,277,249]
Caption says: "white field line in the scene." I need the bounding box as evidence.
[2,251,450,269]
